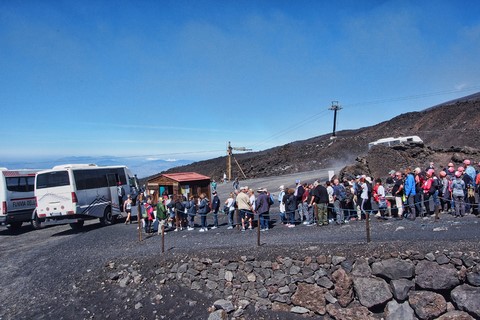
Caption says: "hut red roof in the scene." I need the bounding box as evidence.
[162,172,210,182]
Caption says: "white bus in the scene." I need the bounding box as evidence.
[368,135,423,149]
[35,164,139,229]
[0,168,42,229]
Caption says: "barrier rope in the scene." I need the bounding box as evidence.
[145,192,478,232]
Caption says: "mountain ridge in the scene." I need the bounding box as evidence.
[162,93,480,181]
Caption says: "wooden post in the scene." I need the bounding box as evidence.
[161,224,165,253]
[257,215,260,246]
[138,220,142,242]
[137,200,143,242]
[235,208,239,230]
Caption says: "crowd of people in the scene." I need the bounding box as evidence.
[123,159,480,234]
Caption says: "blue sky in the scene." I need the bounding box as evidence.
[1,0,479,162]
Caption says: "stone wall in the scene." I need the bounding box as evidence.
[108,250,480,319]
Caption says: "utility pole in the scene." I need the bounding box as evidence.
[226,141,252,181]
[329,101,342,139]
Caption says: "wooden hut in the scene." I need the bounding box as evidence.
[146,172,211,203]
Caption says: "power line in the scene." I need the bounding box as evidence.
[250,85,480,150]
[343,86,480,108]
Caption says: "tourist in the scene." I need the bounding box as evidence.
[197,193,210,232]
[373,178,388,219]
[278,185,286,224]
[155,197,167,231]
[186,195,197,231]
[452,171,466,217]
[439,170,452,214]
[173,195,186,232]
[309,180,329,226]
[326,180,334,220]
[285,188,297,227]
[403,167,417,220]
[166,195,175,229]
[236,186,253,231]
[300,184,310,225]
[224,192,236,229]
[422,169,436,217]
[123,194,133,224]
[294,181,305,222]
[144,198,155,234]
[343,180,355,221]
[392,172,404,219]
[359,176,371,219]
[233,178,239,191]
[136,192,145,230]
[255,188,270,231]
[332,178,346,224]
[414,167,424,217]
[211,191,220,229]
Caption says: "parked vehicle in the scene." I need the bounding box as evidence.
[368,135,423,149]
[35,164,139,230]
[0,168,42,229]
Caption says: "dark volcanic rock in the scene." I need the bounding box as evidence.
[415,260,460,290]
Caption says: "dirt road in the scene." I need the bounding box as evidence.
[1,168,479,319]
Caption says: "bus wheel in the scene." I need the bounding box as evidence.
[69,220,84,230]
[7,221,22,230]
[31,211,43,230]
[100,207,114,226]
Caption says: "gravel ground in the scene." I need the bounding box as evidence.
[0,168,479,319]
[1,211,479,319]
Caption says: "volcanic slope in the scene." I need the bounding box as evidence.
[159,93,480,181]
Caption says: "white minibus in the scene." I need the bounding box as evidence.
[35,164,139,229]
[0,168,42,229]
[368,135,423,149]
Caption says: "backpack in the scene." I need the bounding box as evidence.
[268,195,274,206]
[175,201,185,212]
[429,178,441,195]
[366,182,373,199]
[372,184,379,203]
[205,203,211,213]
[336,184,346,201]
[344,186,353,203]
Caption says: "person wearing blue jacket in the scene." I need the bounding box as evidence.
[255,188,271,231]
[404,167,417,220]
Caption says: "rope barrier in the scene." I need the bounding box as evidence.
[135,192,479,252]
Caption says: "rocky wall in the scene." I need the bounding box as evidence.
[106,250,480,319]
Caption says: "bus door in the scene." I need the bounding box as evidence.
[106,173,120,214]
